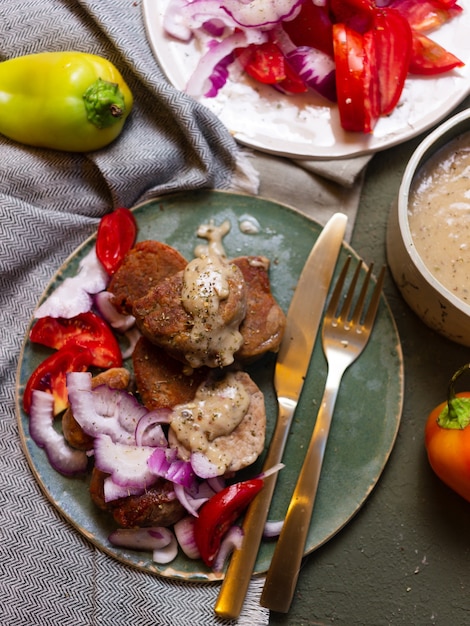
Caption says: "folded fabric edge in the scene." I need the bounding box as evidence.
[229,147,371,193]
[236,577,269,626]
[295,153,372,188]
[228,148,260,196]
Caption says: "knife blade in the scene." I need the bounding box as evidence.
[214,212,348,620]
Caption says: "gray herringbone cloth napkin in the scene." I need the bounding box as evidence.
[0,2,367,625]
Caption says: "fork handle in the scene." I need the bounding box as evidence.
[260,365,345,613]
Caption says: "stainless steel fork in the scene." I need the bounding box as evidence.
[260,256,386,613]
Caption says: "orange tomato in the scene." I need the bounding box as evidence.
[424,364,470,502]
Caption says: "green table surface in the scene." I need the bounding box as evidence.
[270,100,470,626]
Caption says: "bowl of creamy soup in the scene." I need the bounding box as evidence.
[387,108,470,347]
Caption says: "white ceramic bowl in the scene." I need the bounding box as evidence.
[387,108,470,347]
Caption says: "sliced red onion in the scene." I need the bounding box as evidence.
[153,532,179,564]
[220,0,303,29]
[212,525,244,572]
[257,462,285,480]
[94,291,136,332]
[204,47,234,97]
[191,476,220,499]
[121,327,141,360]
[185,29,267,97]
[109,526,175,551]
[66,372,144,445]
[271,23,296,55]
[103,476,145,502]
[148,447,196,487]
[206,475,226,493]
[163,0,194,41]
[174,516,201,559]
[202,18,227,37]
[109,526,179,564]
[173,476,220,516]
[285,47,337,102]
[94,434,157,489]
[148,445,177,474]
[264,520,284,538]
[29,390,88,476]
[167,459,196,486]
[173,470,220,517]
[92,383,148,436]
[35,248,109,319]
[190,451,221,479]
[164,0,303,40]
[164,0,238,42]
[135,410,170,447]
[174,482,209,517]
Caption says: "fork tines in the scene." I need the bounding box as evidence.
[327,256,386,327]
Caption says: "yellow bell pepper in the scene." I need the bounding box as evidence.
[0,51,133,152]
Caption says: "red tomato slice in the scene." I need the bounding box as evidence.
[282,0,334,57]
[390,0,463,32]
[409,31,465,75]
[431,0,460,7]
[238,42,286,84]
[277,61,309,94]
[194,478,263,567]
[333,23,380,133]
[96,207,137,276]
[372,7,412,115]
[329,0,375,33]
[30,311,122,369]
[23,345,94,416]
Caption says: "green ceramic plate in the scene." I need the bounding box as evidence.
[16,190,404,582]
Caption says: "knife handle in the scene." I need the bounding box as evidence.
[214,398,296,620]
[260,376,340,613]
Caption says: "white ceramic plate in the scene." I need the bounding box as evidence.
[143,0,470,159]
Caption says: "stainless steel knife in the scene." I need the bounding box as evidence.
[214,212,348,620]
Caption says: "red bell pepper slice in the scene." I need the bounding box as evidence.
[194,477,263,568]
[282,0,334,57]
[409,31,465,75]
[29,311,122,369]
[333,23,380,133]
[238,42,287,84]
[372,7,412,115]
[96,207,137,276]
[23,345,94,416]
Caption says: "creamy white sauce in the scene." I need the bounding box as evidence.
[408,131,470,304]
[238,214,261,235]
[170,372,250,474]
[181,220,245,367]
